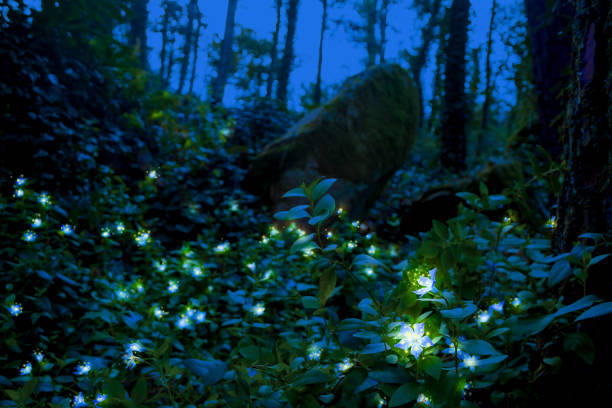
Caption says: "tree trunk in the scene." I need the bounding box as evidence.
[477,0,496,157]
[129,0,148,69]
[178,0,197,93]
[160,1,170,86]
[410,0,442,126]
[440,0,470,171]
[365,0,378,66]
[188,8,203,95]
[276,0,300,109]
[314,0,328,105]
[266,0,282,99]
[212,0,239,105]
[554,0,612,255]
[524,0,573,160]
[166,35,176,87]
[378,0,390,63]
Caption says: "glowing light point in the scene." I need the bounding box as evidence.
[147,169,158,180]
[327,231,334,239]
[461,354,479,371]
[38,193,50,206]
[230,201,239,212]
[336,358,353,372]
[176,315,191,329]
[101,228,110,238]
[30,217,42,228]
[546,216,557,229]
[214,241,229,254]
[115,222,125,234]
[23,231,37,242]
[135,230,150,246]
[269,227,279,236]
[246,262,256,272]
[251,302,265,316]
[307,345,322,361]
[367,245,377,255]
[167,280,179,294]
[20,362,32,376]
[191,266,203,277]
[15,188,24,197]
[477,310,491,324]
[413,268,437,297]
[196,311,206,322]
[154,306,167,319]
[9,303,23,316]
[95,393,107,406]
[261,235,269,244]
[262,270,274,281]
[73,392,87,408]
[394,322,433,359]
[364,267,375,277]
[74,361,92,375]
[61,224,74,235]
[490,301,504,314]
[127,342,144,353]
[337,208,344,215]
[512,297,521,308]
[33,350,44,363]
[417,394,432,406]
[347,241,356,250]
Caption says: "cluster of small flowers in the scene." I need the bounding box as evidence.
[123,342,144,369]
[72,392,106,408]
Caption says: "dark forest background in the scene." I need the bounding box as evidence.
[0,1,611,407]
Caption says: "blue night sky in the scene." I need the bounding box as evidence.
[144,0,523,110]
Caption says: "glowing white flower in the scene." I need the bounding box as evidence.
[490,301,504,314]
[38,193,50,206]
[135,230,150,246]
[23,231,37,242]
[9,303,23,316]
[413,268,436,297]
[214,241,229,253]
[15,188,24,197]
[394,322,433,358]
[73,392,87,408]
[74,361,91,375]
[477,310,491,324]
[367,245,377,255]
[460,354,479,371]
[31,217,42,228]
[167,280,179,294]
[336,358,352,372]
[307,345,322,361]
[251,302,265,316]
[115,222,125,234]
[154,306,167,319]
[20,362,32,375]
[512,297,521,308]
[33,350,44,363]
[15,177,26,186]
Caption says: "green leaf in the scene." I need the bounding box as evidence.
[290,234,319,254]
[313,194,335,217]
[554,295,599,317]
[183,359,227,386]
[318,269,336,306]
[131,377,147,405]
[301,296,319,309]
[274,205,311,221]
[456,192,479,204]
[352,254,385,269]
[282,187,307,198]
[432,220,449,241]
[292,369,331,386]
[459,339,502,356]
[440,303,477,320]
[389,383,419,407]
[421,356,442,379]
[311,178,337,202]
[475,355,508,366]
[588,254,609,268]
[19,377,39,404]
[103,379,127,399]
[563,332,595,364]
[420,241,439,258]
[578,233,604,242]
[549,259,572,286]
[575,302,612,322]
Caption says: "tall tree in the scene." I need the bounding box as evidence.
[266,0,283,99]
[178,0,197,93]
[188,7,204,95]
[159,0,181,87]
[128,0,148,68]
[378,0,389,62]
[276,0,300,108]
[212,0,239,105]
[408,0,442,125]
[440,0,470,171]
[364,0,378,66]
[524,0,573,160]
[553,0,611,254]
[314,0,328,105]
[477,0,496,156]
